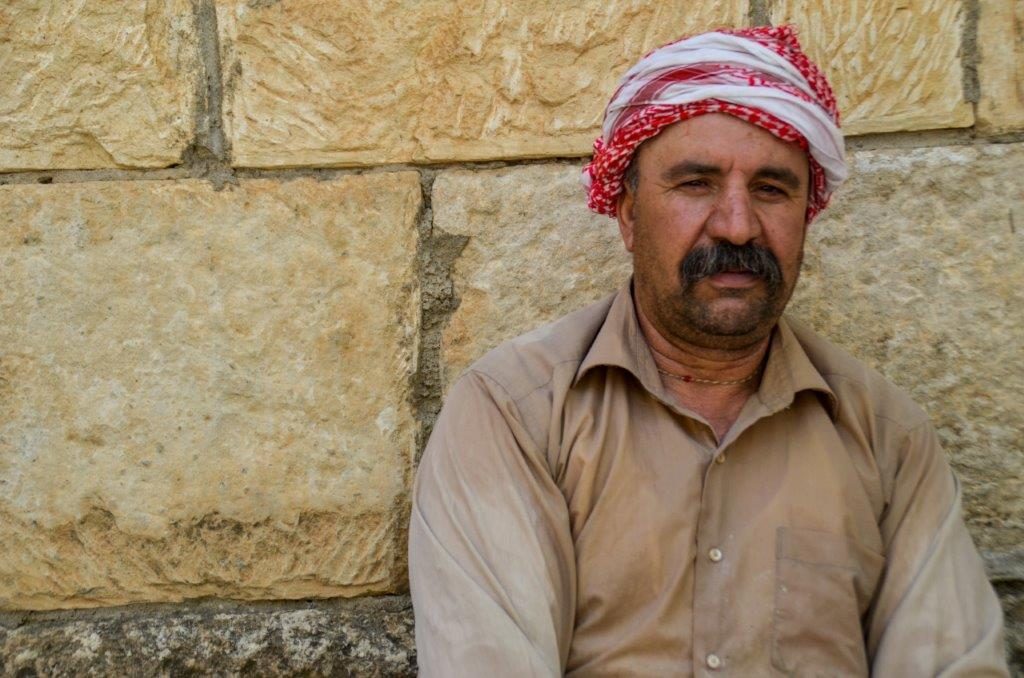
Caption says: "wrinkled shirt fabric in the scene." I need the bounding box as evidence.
[410,284,1007,677]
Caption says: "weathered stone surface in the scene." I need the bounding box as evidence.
[984,550,1023,670]
[987,548,1024,584]
[0,174,421,609]
[0,596,415,676]
[770,0,974,134]
[789,144,1024,552]
[995,581,1024,674]
[433,165,631,388]
[0,1,200,171]
[977,0,1024,133]
[217,1,748,168]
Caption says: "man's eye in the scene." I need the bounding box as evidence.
[678,179,709,189]
[756,184,787,197]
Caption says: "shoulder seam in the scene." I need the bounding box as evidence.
[470,357,583,404]
[819,371,930,431]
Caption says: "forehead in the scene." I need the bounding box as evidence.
[636,113,810,178]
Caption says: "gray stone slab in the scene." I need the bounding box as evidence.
[0,597,415,677]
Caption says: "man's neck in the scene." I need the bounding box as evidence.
[634,297,772,441]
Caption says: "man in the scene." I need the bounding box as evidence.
[409,26,1008,676]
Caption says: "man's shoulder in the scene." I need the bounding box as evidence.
[464,292,617,402]
[784,315,931,433]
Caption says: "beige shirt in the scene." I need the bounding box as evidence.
[409,284,1007,676]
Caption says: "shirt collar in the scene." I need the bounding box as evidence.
[574,281,839,420]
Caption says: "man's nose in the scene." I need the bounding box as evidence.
[706,185,762,245]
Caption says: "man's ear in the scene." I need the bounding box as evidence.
[616,186,637,253]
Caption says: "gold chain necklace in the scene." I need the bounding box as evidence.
[656,368,758,386]
[649,344,760,386]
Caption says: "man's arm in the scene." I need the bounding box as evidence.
[867,421,1008,675]
[409,370,575,677]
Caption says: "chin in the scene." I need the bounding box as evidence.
[698,296,776,329]
[676,299,782,347]
[701,319,766,337]
[699,316,773,340]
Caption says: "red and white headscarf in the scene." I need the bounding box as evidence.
[582,25,846,222]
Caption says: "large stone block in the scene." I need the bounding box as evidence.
[435,147,1023,552]
[0,1,200,171]
[217,1,748,167]
[770,0,974,134]
[0,174,421,609]
[789,144,1023,552]
[432,165,631,388]
[0,596,415,676]
[977,0,1024,133]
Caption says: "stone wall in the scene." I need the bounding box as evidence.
[1,1,1021,674]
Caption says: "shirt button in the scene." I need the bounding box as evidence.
[715,453,726,464]
[708,548,723,562]
[706,653,722,669]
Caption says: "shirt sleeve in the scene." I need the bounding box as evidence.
[867,421,1009,675]
[409,370,576,678]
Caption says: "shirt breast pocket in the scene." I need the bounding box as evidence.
[771,527,885,676]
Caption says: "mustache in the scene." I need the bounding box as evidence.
[679,242,782,288]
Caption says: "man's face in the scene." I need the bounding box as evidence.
[616,113,811,351]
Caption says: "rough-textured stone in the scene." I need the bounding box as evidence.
[217,1,748,168]
[0,174,421,609]
[977,0,1024,133]
[789,144,1023,552]
[984,550,1023,670]
[995,581,1024,675]
[0,1,200,171]
[987,548,1024,584]
[433,164,631,388]
[770,0,974,135]
[0,596,415,676]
